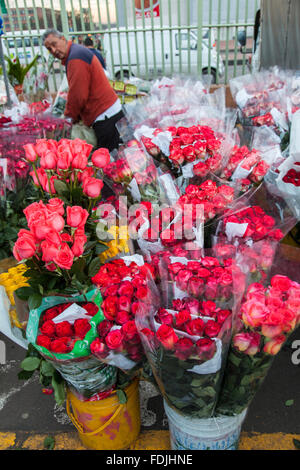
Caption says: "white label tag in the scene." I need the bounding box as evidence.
[225,222,248,240]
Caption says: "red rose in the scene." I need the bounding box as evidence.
[105,329,124,351]
[82,302,99,316]
[97,319,113,338]
[42,306,61,323]
[204,320,221,338]
[201,300,217,316]
[50,337,71,353]
[36,334,52,350]
[116,310,132,325]
[121,320,140,342]
[156,324,178,350]
[216,309,231,325]
[176,269,193,291]
[118,281,134,297]
[118,295,131,312]
[174,309,191,328]
[90,338,109,358]
[196,337,217,361]
[185,318,205,336]
[156,308,173,326]
[74,318,91,339]
[55,321,74,338]
[174,337,194,360]
[102,295,119,320]
[40,320,56,337]
[270,275,292,292]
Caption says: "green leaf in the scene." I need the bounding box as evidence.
[28,293,43,310]
[43,436,55,450]
[116,389,128,404]
[40,360,55,377]
[51,374,65,407]
[285,399,294,407]
[88,257,101,277]
[53,179,69,196]
[15,286,35,301]
[20,357,41,371]
[293,439,300,450]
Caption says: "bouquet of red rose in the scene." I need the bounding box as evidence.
[216,266,300,417]
[135,250,246,419]
[212,182,298,268]
[89,256,156,372]
[24,288,118,400]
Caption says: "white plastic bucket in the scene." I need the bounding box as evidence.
[164,400,247,450]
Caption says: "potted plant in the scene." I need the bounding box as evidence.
[5,54,39,95]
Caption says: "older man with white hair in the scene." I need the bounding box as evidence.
[43,29,124,152]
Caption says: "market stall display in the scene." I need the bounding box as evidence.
[0,67,300,451]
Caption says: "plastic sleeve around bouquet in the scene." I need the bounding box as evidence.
[26,288,117,398]
[89,255,155,374]
[135,250,246,419]
[215,244,300,417]
[212,181,298,258]
[275,154,300,219]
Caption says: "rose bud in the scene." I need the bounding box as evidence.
[156,324,179,350]
[196,337,217,361]
[174,338,195,360]
[185,318,205,336]
[55,321,74,338]
[36,334,52,350]
[263,334,286,355]
[74,318,91,339]
[40,320,56,338]
[270,275,292,292]
[97,319,113,338]
[82,302,98,316]
[233,332,261,355]
[90,338,109,358]
[216,309,231,324]
[82,176,104,199]
[92,148,111,168]
[24,143,38,162]
[174,309,191,328]
[105,329,124,351]
[116,310,132,325]
[203,320,222,338]
[50,337,71,353]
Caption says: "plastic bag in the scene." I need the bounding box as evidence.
[216,244,300,416]
[71,122,97,148]
[51,74,68,117]
[26,288,117,397]
[135,250,246,419]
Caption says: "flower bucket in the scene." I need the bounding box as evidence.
[164,400,247,450]
[66,378,141,450]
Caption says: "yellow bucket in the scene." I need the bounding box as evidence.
[66,378,141,450]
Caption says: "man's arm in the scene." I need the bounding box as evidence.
[65,59,90,123]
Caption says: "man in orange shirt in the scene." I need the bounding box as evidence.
[43,29,124,152]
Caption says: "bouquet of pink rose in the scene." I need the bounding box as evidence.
[89,257,156,372]
[216,271,300,416]
[23,138,109,208]
[13,198,105,307]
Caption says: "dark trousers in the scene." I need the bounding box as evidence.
[92,110,125,152]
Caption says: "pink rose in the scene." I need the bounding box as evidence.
[56,146,73,170]
[45,198,64,217]
[90,338,109,358]
[71,139,93,158]
[71,231,87,257]
[40,151,57,170]
[41,240,60,263]
[241,300,267,328]
[47,212,65,232]
[66,206,89,228]
[233,332,261,355]
[53,243,74,270]
[270,275,292,292]
[82,176,104,198]
[263,334,286,355]
[72,154,88,170]
[23,143,38,162]
[13,231,37,261]
[92,148,111,168]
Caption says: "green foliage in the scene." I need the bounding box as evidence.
[5,54,39,86]
[0,179,38,260]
